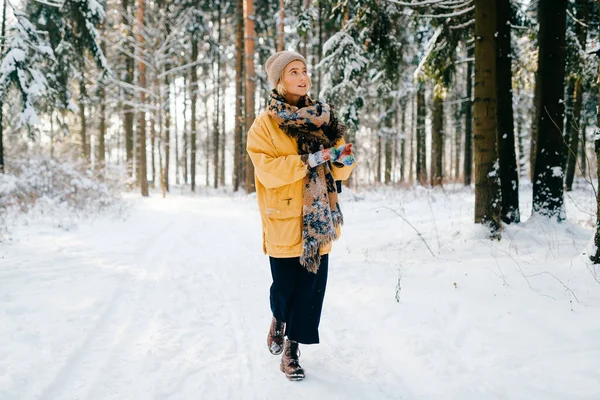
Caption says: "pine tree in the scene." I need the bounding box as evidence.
[532,0,568,220]
[473,0,501,235]
[496,0,520,223]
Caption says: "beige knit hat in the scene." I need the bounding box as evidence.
[265,50,308,88]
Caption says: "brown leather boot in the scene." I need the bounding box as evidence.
[280,339,305,381]
[267,317,285,355]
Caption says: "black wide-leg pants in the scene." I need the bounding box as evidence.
[269,254,329,345]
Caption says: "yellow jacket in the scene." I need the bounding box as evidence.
[246,111,356,258]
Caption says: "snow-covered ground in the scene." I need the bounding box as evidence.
[1,183,600,400]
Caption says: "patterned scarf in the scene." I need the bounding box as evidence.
[267,89,347,273]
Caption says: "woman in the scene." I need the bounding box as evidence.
[246,50,356,381]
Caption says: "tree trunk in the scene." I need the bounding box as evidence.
[315,2,323,97]
[174,80,180,185]
[183,75,189,184]
[530,70,541,180]
[591,0,600,263]
[565,0,589,192]
[563,77,576,170]
[234,0,245,191]
[244,0,257,193]
[581,116,587,177]
[454,101,462,181]
[0,0,7,173]
[164,75,171,192]
[532,0,567,219]
[515,106,526,178]
[204,80,210,187]
[416,82,427,185]
[98,84,106,167]
[221,86,226,187]
[564,80,582,192]
[496,0,520,223]
[474,0,501,234]
[431,89,444,186]
[213,5,222,189]
[137,0,148,196]
[79,80,89,162]
[385,133,392,184]
[409,93,415,185]
[151,103,156,187]
[464,45,474,186]
[376,134,382,183]
[400,103,407,182]
[191,33,198,192]
[123,0,135,177]
[278,0,285,51]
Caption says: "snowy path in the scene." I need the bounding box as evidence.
[1,187,600,399]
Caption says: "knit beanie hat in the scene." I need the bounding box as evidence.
[265,50,307,89]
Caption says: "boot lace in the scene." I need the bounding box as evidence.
[271,320,284,339]
[286,341,301,366]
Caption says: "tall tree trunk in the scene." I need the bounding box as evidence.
[530,70,541,179]
[564,78,576,170]
[400,102,407,182]
[0,0,7,173]
[454,101,462,181]
[219,89,227,186]
[244,0,257,193]
[123,0,135,177]
[496,0,520,223]
[278,0,285,51]
[155,75,164,193]
[464,45,474,186]
[137,0,148,196]
[409,93,415,185]
[315,2,323,97]
[204,81,210,187]
[565,0,589,192]
[581,116,587,177]
[591,0,600,263]
[164,74,171,192]
[183,75,189,184]
[191,33,198,192]
[565,79,584,192]
[474,0,501,234]
[385,133,392,184]
[221,85,226,187]
[416,83,427,185]
[515,105,526,178]
[532,0,567,219]
[431,89,444,186]
[151,89,156,188]
[98,79,106,167]
[79,79,89,162]
[213,5,222,189]
[174,81,180,185]
[376,134,382,183]
[234,0,245,191]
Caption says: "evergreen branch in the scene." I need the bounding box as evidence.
[31,0,63,8]
[417,5,474,19]
[385,0,471,7]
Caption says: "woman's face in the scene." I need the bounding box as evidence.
[281,61,309,98]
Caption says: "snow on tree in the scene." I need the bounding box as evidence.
[0,12,54,128]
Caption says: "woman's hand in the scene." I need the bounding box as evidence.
[307,143,355,168]
[332,143,355,167]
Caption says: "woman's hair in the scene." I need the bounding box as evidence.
[276,70,313,96]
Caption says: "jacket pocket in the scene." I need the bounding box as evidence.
[264,216,302,247]
[264,180,303,247]
[265,180,303,219]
